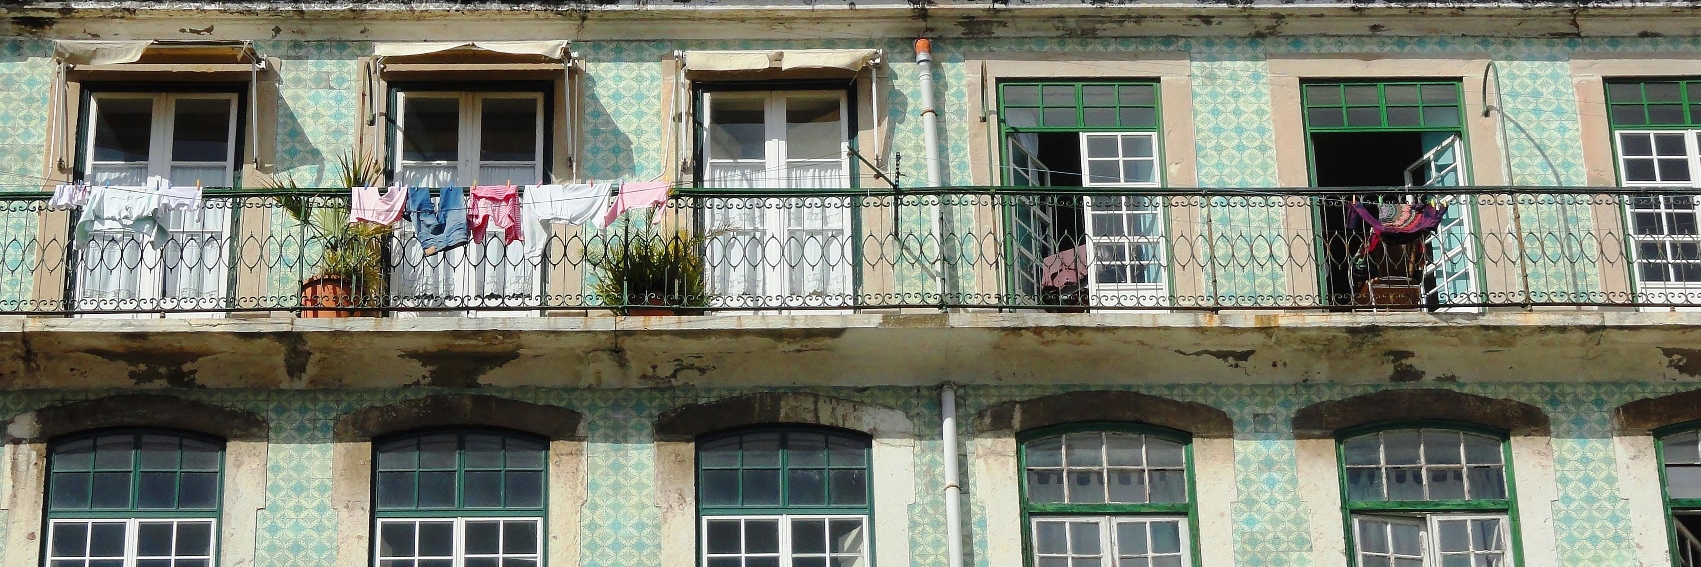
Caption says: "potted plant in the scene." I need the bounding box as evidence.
[587,228,709,316]
[267,153,393,317]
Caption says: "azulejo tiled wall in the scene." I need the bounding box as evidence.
[0,380,1683,567]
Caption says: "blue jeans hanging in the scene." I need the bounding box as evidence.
[407,186,469,256]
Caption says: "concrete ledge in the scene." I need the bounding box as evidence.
[5,311,1701,389]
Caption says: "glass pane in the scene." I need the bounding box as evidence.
[402,97,460,162]
[1668,433,1701,463]
[1027,437,1064,468]
[709,94,766,161]
[178,471,218,509]
[376,471,415,509]
[378,522,415,557]
[480,97,538,162]
[1150,521,1180,554]
[1067,434,1105,467]
[464,434,503,469]
[176,522,212,555]
[1044,108,1078,128]
[743,469,781,505]
[745,519,780,554]
[1428,467,1466,499]
[1149,470,1186,503]
[418,471,455,507]
[506,438,545,470]
[1358,520,1389,553]
[786,433,828,467]
[419,522,453,556]
[504,470,544,508]
[1344,85,1379,105]
[1068,471,1107,504]
[1344,436,1380,466]
[1083,108,1117,127]
[788,469,827,506]
[180,439,219,471]
[1116,521,1148,555]
[1669,465,1701,498]
[1472,519,1502,550]
[50,523,89,557]
[1425,431,1463,465]
[1107,469,1147,503]
[139,435,179,469]
[54,439,95,471]
[1424,106,1462,127]
[787,95,843,161]
[136,522,173,556]
[1307,108,1344,128]
[1122,136,1155,159]
[137,471,178,508]
[91,472,131,509]
[704,520,740,554]
[1463,434,1502,464]
[377,439,419,471]
[466,521,501,554]
[1004,85,1040,106]
[1437,520,1470,553]
[829,469,867,506]
[1305,84,1342,106]
[50,472,92,509]
[1346,468,1384,501]
[1035,521,1067,554]
[700,469,739,505]
[417,434,457,469]
[1384,85,1420,104]
[1070,521,1102,555]
[1346,107,1381,127]
[1042,85,1074,105]
[792,519,827,554]
[1386,107,1421,126]
[89,523,125,557]
[1614,105,1649,126]
[700,437,741,468]
[830,518,864,553]
[1104,434,1143,467]
[828,436,866,467]
[464,470,502,507]
[93,98,154,163]
[1082,85,1117,106]
[1422,84,1459,104]
[1390,522,1421,555]
[505,520,538,554]
[1385,467,1425,500]
[94,435,133,470]
[172,98,232,162]
[1147,439,1184,467]
[1608,82,1646,102]
[1119,107,1157,128]
[743,433,782,467]
[1028,470,1065,503]
[1085,136,1119,159]
[1383,431,1422,465]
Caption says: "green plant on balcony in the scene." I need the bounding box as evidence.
[587,228,709,315]
[266,152,393,317]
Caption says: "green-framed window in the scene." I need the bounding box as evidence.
[1338,426,1518,567]
[999,82,1160,132]
[1656,427,1701,565]
[1019,425,1196,567]
[697,427,871,567]
[44,429,224,567]
[1607,80,1701,128]
[1602,80,1701,293]
[1301,82,1463,131]
[372,429,546,567]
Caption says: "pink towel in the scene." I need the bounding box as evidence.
[599,181,671,228]
[469,184,523,244]
[349,185,407,225]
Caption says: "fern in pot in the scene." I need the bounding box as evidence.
[267,153,393,317]
[587,228,709,315]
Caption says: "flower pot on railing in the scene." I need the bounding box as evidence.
[587,229,709,316]
[300,274,379,318]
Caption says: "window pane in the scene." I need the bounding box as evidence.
[705,520,740,554]
[464,470,503,507]
[1004,85,1040,106]
[402,97,460,162]
[505,470,544,508]
[1067,434,1105,467]
[376,471,416,509]
[419,522,454,556]
[91,471,131,509]
[742,433,782,467]
[1107,469,1147,503]
[1028,470,1065,503]
[378,522,416,557]
[176,522,212,556]
[1424,431,1463,465]
[506,438,545,470]
[180,439,220,471]
[50,523,89,557]
[1383,432,1421,465]
[1428,467,1466,500]
[1035,521,1067,554]
[137,471,178,508]
[830,518,863,554]
[172,98,232,163]
[1463,434,1502,465]
[742,469,781,505]
[1359,520,1389,553]
[787,94,843,160]
[1668,433,1701,463]
[54,439,95,471]
[465,434,503,469]
[829,469,868,506]
[504,520,539,554]
[827,435,866,467]
[89,522,125,557]
[700,437,741,469]
[745,519,780,553]
[708,94,765,161]
[480,97,539,162]
[792,519,827,554]
[93,98,154,163]
[701,469,740,505]
[418,471,456,507]
[1468,466,1507,500]
[1069,521,1101,555]
[94,435,133,470]
[50,472,92,509]
[1385,467,1425,500]
[378,439,419,471]
[1670,465,1701,499]
[178,472,218,509]
[1147,439,1184,468]
[1149,521,1180,554]
[418,434,457,469]
[136,522,173,556]
[1069,471,1107,504]
[1149,470,1186,503]
[1306,84,1342,106]
[1344,436,1380,466]
[1347,468,1385,501]
[466,521,501,555]
[788,469,827,506]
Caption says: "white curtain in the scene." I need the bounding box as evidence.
[783,162,850,300]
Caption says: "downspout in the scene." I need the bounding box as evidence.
[940,383,964,567]
[916,38,950,301]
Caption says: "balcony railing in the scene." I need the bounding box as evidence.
[1,185,1697,315]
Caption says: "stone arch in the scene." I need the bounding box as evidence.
[5,394,267,443]
[654,391,913,441]
[1615,389,1701,433]
[1291,389,1550,439]
[333,393,582,441]
[974,390,1233,438]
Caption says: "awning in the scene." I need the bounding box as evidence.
[683,49,881,73]
[54,40,153,66]
[373,41,570,61]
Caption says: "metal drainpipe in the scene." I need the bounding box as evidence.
[941,383,964,567]
[916,38,950,301]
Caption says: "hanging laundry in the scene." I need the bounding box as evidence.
[49,183,91,209]
[468,184,523,245]
[600,181,671,228]
[74,185,167,249]
[522,183,613,261]
[154,178,203,212]
[1350,201,1445,253]
[349,185,408,225]
[406,186,469,256]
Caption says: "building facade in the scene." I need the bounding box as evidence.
[0,1,1700,567]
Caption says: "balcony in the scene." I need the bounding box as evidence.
[4,185,1697,317]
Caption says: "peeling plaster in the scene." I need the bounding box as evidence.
[1659,346,1701,377]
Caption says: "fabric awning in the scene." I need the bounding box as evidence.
[54,40,153,66]
[683,49,880,73]
[373,41,570,61]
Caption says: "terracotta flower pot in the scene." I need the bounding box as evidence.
[300,274,378,318]
[624,296,678,316]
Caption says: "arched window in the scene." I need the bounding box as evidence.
[1339,427,1515,567]
[44,429,224,567]
[697,427,871,567]
[372,429,546,567]
[1020,425,1195,567]
[1659,428,1701,563]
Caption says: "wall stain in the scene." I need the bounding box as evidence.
[641,357,715,387]
[1384,350,1425,382]
[1660,347,1701,377]
[1174,348,1255,368]
[83,349,207,388]
[401,349,521,388]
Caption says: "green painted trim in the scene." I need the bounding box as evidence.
[42,428,228,517]
[1300,81,1466,133]
[695,425,875,567]
[1016,422,1200,567]
[367,427,551,567]
[997,81,1163,133]
[1604,79,1701,129]
[1652,421,1701,566]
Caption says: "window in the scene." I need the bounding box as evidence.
[44,430,224,567]
[1659,428,1701,565]
[1020,427,1194,567]
[698,89,854,308]
[697,428,871,567]
[390,91,546,316]
[1606,80,1701,301]
[373,430,546,567]
[76,92,239,315]
[997,81,1167,307]
[1339,427,1515,567]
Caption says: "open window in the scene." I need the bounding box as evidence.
[679,49,880,310]
[998,81,1167,309]
[1605,79,1701,308]
[1339,427,1516,567]
[1303,81,1480,310]
[369,42,572,317]
[51,40,267,318]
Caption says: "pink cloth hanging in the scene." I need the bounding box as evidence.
[599,181,671,228]
[469,184,524,244]
[349,185,407,225]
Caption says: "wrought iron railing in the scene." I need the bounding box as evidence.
[1,185,1697,315]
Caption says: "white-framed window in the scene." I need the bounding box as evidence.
[1079,132,1166,306]
[76,92,238,316]
[1031,516,1189,567]
[699,90,853,308]
[47,518,219,567]
[1353,514,1509,567]
[391,91,546,316]
[701,515,869,567]
[375,518,542,567]
[1614,130,1701,303]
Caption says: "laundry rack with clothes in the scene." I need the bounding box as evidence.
[1345,196,1446,308]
